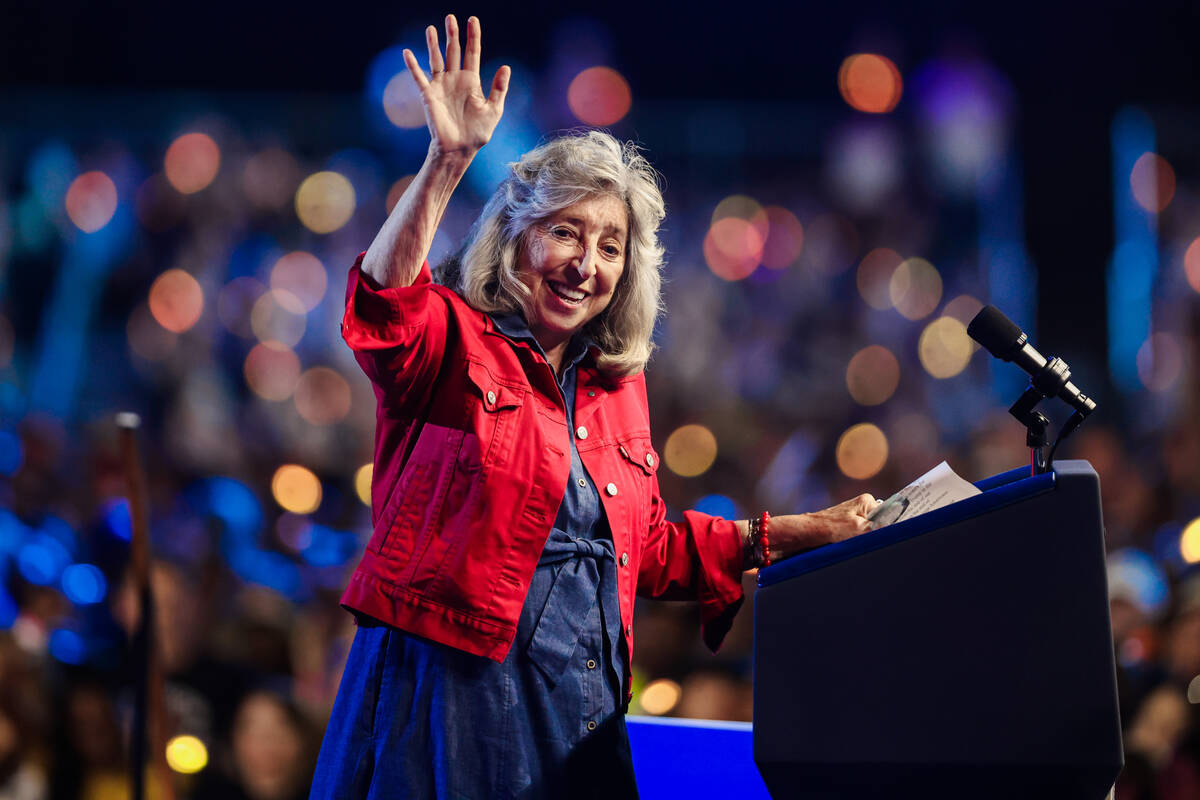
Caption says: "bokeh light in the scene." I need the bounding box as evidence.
[250,290,307,348]
[382,72,426,129]
[889,257,942,320]
[845,345,900,405]
[838,54,903,113]
[918,316,974,379]
[294,367,352,425]
[663,424,718,478]
[1182,517,1200,564]
[835,423,888,480]
[640,678,682,715]
[271,464,322,514]
[148,269,204,333]
[567,66,632,126]
[61,563,106,605]
[704,217,763,281]
[295,171,356,234]
[355,463,373,506]
[218,277,267,339]
[1136,333,1183,392]
[243,148,301,211]
[48,629,85,664]
[761,206,804,269]
[1184,237,1200,294]
[270,252,327,312]
[244,343,301,401]
[941,294,984,326]
[0,430,23,476]
[857,248,902,310]
[65,171,118,233]
[1130,152,1175,213]
[386,175,416,214]
[164,133,220,195]
[165,735,209,774]
[712,195,769,242]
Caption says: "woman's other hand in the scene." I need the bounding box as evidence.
[403,15,510,159]
[764,494,880,562]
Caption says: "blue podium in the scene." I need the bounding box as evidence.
[752,460,1123,798]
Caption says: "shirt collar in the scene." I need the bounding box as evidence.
[489,310,594,373]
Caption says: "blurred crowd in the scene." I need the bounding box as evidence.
[2,37,1199,800]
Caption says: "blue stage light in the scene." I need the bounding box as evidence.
[0,430,23,476]
[103,498,132,541]
[62,563,107,605]
[301,525,358,567]
[16,535,71,585]
[37,516,77,556]
[48,629,86,664]
[199,477,264,542]
[0,509,27,553]
[0,589,16,628]
[693,494,741,521]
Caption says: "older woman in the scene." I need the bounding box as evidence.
[311,15,879,799]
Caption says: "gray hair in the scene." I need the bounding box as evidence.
[435,130,665,377]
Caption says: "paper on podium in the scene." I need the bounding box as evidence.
[867,460,981,529]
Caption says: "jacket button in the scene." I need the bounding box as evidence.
[620,552,629,567]
[587,720,597,731]
[577,478,587,488]
[576,425,588,440]
[486,390,496,405]
[586,658,597,670]
[605,483,618,496]
[645,453,654,467]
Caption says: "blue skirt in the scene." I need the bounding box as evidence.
[310,534,638,799]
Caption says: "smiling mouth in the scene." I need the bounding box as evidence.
[548,281,588,305]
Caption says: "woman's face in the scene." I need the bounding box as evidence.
[516,193,628,353]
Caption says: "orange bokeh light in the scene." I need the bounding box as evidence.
[838,54,902,114]
[1185,238,1200,294]
[294,367,352,425]
[244,343,302,401]
[148,269,204,333]
[856,248,902,310]
[270,252,327,312]
[65,171,118,233]
[761,206,804,269]
[386,176,416,215]
[164,133,220,195]
[845,345,901,406]
[567,67,632,126]
[703,217,763,281]
[1130,153,1175,213]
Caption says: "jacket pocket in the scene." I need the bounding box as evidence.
[464,359,527,469]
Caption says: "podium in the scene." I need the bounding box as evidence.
[753,460,1123,799]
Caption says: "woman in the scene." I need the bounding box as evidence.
[312,15,879,799]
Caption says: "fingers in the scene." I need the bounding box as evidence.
[402,48,430,90]
[463,15,481,73]
[852,493,879,515]
[425,24,445,74]
[444,14,461,72]
[488,65,511,110]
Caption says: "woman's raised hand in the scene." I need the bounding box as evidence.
[403,15,510,159]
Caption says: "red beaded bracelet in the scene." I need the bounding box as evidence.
[759,511,771,567]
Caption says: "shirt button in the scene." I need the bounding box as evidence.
[605,483,618,496]
[645,453,654,467]
[486,390,496,405]
[625,624,632,637]
[587,720,597,731]
[620,552,629,567]
[586,658,597,670]
[577,478,587,488]
[576,425,588,440]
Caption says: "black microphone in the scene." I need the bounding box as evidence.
[967,305,1097,417]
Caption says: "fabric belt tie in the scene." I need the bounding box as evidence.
[526,530,618,687]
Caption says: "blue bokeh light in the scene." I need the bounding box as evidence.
[0,430,24,476]
[302,525,358,567]
[62,563,107,605]
[1107,548,1169,616]
[103,498,132,541]
[230,548,303,600]
[0,509,28,553]
[195,477,264,543]
[0,589,16,629]
[48,629,86,664]
[693,494,741,521]
[17,534,72,585]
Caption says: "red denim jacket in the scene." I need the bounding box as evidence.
[339,255,745,677]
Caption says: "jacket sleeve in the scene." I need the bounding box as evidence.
[635,476,746,653]
[340,252,449,412]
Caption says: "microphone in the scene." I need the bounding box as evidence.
[967,305,1097,417]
